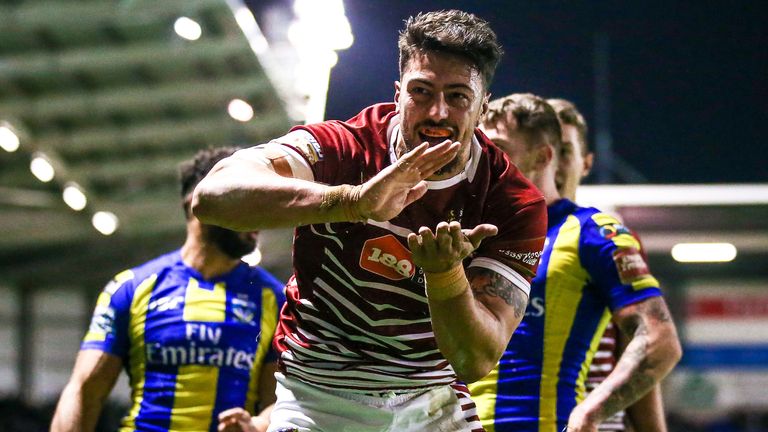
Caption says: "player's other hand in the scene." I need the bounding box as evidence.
[356,140,460,221]
[408,221,497,272]
[218,407,269,432]
[564,405,599,432]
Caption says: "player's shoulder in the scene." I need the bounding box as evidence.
[577,207,643,249]
[131,249,181,281]
[283,103,395,165]
[297,103,395,143]
[110,250,181,291]
[245,265,282,289]
[579,206,626,232]
[244,265,287,306]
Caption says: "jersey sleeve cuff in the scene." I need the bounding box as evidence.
[468,257,531,296]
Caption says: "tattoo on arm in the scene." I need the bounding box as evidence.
[468,268,529,318]
[598,297,672,418]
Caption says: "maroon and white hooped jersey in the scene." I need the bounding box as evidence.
[271,103,546,393]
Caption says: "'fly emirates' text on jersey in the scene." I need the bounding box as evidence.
[81,250,286,432]
[271,103,547,393]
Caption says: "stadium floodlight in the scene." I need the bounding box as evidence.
[228,99,254,122]
[174,17,202,41]
[30,153,55,182]
[92,211,119,235]
[671,242,737,263]
[286,0,354,123]
[0,125,20,152]
[242,247,262,266]
[63,183,87,211]
[290,0,353,51]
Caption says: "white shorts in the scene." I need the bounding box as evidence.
[267,373,483,432]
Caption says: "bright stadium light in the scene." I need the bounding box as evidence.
[290,0,353,50]
[286,0,354,123]
[233,6,269,54]
[30,154,55,182]
[174,17,202,41]
[92,211,119,235]
[0,125,20,152]
[242,247,262,266]
[62,183,87,211]
[671,242,737,263]
[228,99,254,122]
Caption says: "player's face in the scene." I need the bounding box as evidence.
[481,118,539,177]
[556,124,589,200]
[205,226,258,259]
[395,51,488,176]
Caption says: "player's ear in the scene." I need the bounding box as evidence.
[478,92,491,125]
[582,152,594,178]
[394,81,401,105]
[537,144,555,168]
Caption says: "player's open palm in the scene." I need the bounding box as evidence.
[408,221,498,272]
[357,140,459,221]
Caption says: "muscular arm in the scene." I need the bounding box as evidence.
[617,326,669,432]
[409,221,528,383]
[50,350,123,432]
[254,361,277,427]
[431,266,527,383]
[567,296,681,431]
[625,384,667,432]
[192,141,460,231]
[217,362,277,432]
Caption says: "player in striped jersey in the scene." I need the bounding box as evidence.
[549,98,670,432]
[51,148,286,432]
[193,10,548,432]
[468,94,681,432]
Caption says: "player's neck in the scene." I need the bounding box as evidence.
[530,172,561,205]
[181,221,240,280]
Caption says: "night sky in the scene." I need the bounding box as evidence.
[324,1,767,184]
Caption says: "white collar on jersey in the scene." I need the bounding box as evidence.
[386,117,481,189]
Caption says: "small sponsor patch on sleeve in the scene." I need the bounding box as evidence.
[613,247,651,285]
[84,305,116,342]
[495,236,546,277]
[599,222,632,240]
[272,130,323,165]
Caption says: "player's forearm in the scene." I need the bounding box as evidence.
[574,310,681,425]
[192,167,360,230]
[250,403,274,432]
[429,290,509,382]
[625,384,668,432]
[50,382,103,432]
[426,266,523,383]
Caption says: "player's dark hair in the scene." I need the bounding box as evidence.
[398,9,503,90]
[485,93,563,153]
[179,146,240,218]
[547,98,591,154]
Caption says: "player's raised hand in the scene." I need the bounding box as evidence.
[407,221,498,272]
[354,140,459,222]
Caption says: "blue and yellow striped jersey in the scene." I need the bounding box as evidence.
[469,199,662,432]
[81,249,286,432]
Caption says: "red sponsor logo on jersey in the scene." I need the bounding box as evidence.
[613,247,650,284]
[360,235,415,280]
